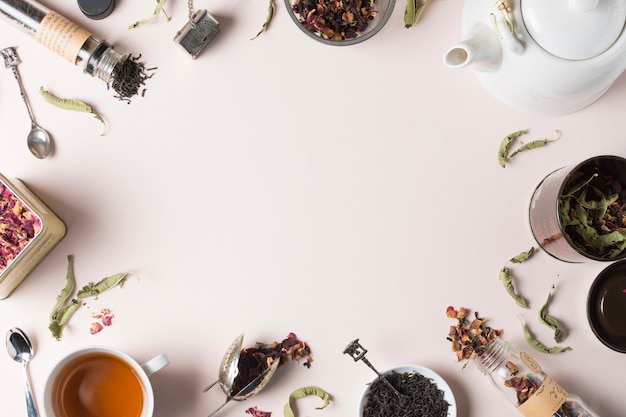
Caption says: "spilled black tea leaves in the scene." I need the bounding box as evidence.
[362,371,449,417]
[110,55,156,102]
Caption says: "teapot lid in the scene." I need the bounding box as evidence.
[521,0,626,60]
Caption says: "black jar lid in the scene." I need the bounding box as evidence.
[78,0,116,20]
[587,259,626,353]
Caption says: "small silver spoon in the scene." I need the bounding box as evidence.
[6,327,40,417]
[1,47,52,159]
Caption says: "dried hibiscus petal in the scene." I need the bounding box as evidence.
[245,407,271,417]
[232,333,313,394]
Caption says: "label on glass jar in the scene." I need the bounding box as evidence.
[35,12,91,63]
[517,352,567,417]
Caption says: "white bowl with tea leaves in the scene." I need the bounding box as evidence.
[359,364,457,417]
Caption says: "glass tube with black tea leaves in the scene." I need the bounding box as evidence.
[0,0,153,101]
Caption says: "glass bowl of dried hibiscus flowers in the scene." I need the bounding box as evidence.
[359,364,457,417]
[285,0,395,45]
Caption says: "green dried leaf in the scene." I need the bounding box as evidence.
[519,316,571,354]
[498,129,560,167]
[509,247,536,263]
[49,255,80,340]
[404,0,433,28]
[39,87,107,135]
[48,255,136,340]
[251,0,274,40]
[507,130,560,160]
[76,272,134,299]
[49,300,80,340]
[538,285,566,343]
[561,173,598,198]
[497,129,528,167]
[129,0,169,28]
[283,386,330,417]
[50,254,75,322]
[499,267,529,308]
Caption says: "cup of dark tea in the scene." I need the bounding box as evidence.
[43,346,169,417]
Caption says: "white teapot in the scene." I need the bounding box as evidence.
[443,0,626,115]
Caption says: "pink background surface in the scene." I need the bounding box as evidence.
[1,1,625,416]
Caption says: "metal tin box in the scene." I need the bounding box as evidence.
[0,173,66,298]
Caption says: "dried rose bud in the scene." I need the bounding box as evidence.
[102,314,113,326]
[445,306,457,318]
[90,322,103,334]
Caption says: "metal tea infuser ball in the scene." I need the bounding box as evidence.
[203,334,280,417]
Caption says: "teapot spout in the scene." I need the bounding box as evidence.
[443,24,502,72]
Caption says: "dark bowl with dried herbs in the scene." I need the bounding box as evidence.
[359,364,456,417]
[285,0,395,45]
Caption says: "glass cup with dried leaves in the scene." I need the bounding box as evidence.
[529,155,626,262]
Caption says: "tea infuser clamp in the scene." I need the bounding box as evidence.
[173,0,220,59]
[202,334,280,417]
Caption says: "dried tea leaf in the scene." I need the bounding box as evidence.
[49,300,80,340]
[283,386,330,417]
[404,0,433,28]
[48,256,136,340]
[499,267,529,308]
[129,0,169,28]
[507,130,561,161]
[76,272,134,298]
[519,316,571,354]
[251,0,274,40]
[510,247,536,263]
[498,129,528,167]
[538,285,566,343]
[50,255,76,322]
[561,173,598,198]
[39,87,107,135]
[498,129,560,167]
[560,171,626,259]
[49,255,81,340]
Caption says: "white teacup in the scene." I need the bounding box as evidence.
[43,346,169,417]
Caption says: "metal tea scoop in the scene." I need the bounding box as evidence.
[344,338,402,396]
[1,47,52,159]
[6,327,40,417]
[203,334,281,417]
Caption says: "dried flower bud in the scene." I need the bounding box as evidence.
[445,306,457,318]
[90,322,103,334]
